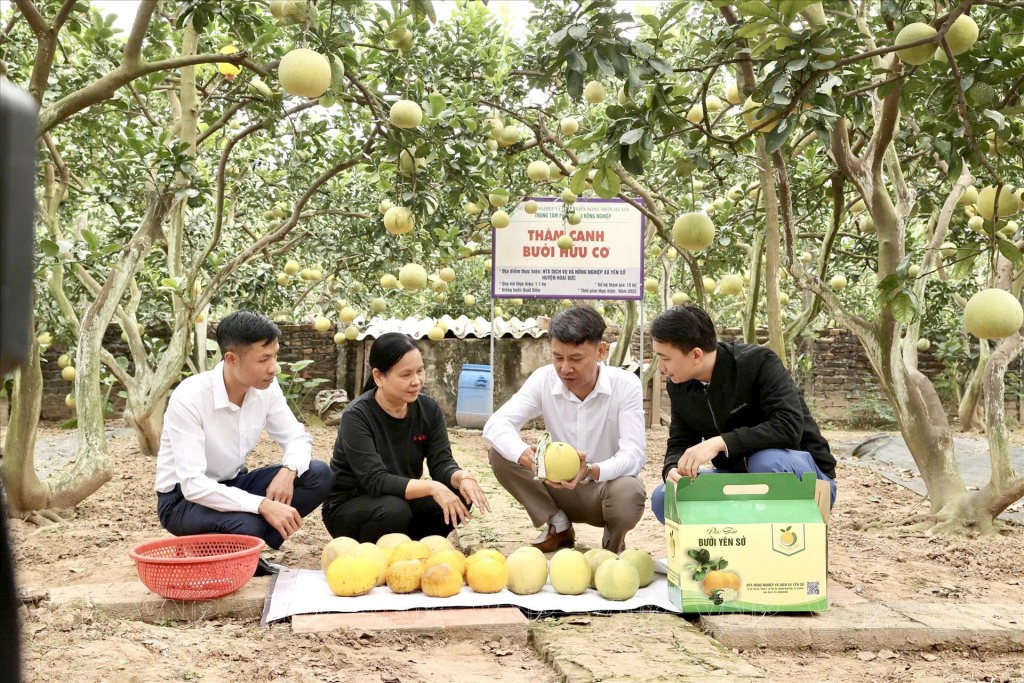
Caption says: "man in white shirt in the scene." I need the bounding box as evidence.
[155,311,332,575]
[483,306,647,553]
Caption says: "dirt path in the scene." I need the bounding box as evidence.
[8,422,1024,682]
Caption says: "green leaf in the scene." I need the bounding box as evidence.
[40,239,60,257]
[997,238,1024,267]
[569,167,589,195]
[619,128,644,145]
[736,1,775,18]
[592,165,621,198]
[82,229,99,250]
[890,290,919,324]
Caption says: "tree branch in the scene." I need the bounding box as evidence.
[12,0,46,35]
[123,0,157,65]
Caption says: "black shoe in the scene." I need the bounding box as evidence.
[254,556,284,577]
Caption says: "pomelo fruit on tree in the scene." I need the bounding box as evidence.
[567,212,582,226]
[491,210,510,229]
[644,278,659,294]
[940,242,957,258]
[427,326,445,342]
[595,558,640,601]
[976,185,1020,220]
[725,81,743,105]
[549,549,590,595]
[61,366,76,381]
[57,354,71,368]
[830,274,848,290]
[964,288,1024,339]
[278,48,332,99]
[895,23,938,65]
[719,273,744,295]
[672,212,715,251]
[524,200,539,214]
[464,201,480,215]
[389,99,423,128]
[945,14,979,55]
[380,273,398,289]
[544,441,581,482]
[527,160,550,182]
[379,199,394,215]
[557,234,573,250]
[333,332,345,344]
[463,294,476,306]
[217,45,241,80]
[370,298,387,314]
[313,316,331,332]
[859,215,876,234]
[284,259,300,275]
[741,98,780,133]
[399,263,428,290]
[560,117,579,135]
[383,206,414,235]
[672,292,689,305]
[344,325,359,340]
[339,306,358,323]
[685,105,703,124]
[439,267,456,283]
[702,277,717,293]
[916,338,931,351]
[489,190,509,207]
[583,80,606,104]
[561,189,577,204]
[498,126,520,147]
[958,185,979,206]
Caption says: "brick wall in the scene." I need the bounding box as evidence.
[33,323,1023,428]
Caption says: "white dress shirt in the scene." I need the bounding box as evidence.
[483,364,646,481]
[154,362,313,514]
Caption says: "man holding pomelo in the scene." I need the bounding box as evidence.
[483,306,646,553]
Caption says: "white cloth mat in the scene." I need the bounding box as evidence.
[262,566,680,624]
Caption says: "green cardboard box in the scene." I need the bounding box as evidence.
[665,472,828,613]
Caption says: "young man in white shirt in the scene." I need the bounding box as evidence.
[154,311,332,575]
[483,306,647,553]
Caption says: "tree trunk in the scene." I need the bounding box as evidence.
[0,330,49,515]
[957,340,989,432]
[610,300,639,368]
[755,138,784,358]
[743,231,766,344]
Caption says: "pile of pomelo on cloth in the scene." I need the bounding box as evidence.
[320,533,655,602]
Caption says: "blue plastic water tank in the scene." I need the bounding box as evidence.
[456,364,492,429]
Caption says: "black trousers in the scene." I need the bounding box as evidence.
[321,492,467,543]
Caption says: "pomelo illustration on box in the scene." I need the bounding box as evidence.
[665,472,827,613]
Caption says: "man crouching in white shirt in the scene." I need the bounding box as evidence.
[483,306,647,553]
[154,311,332,575]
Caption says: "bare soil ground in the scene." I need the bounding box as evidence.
[7,422,1024,682]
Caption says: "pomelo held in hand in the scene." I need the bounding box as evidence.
[543,441,581,482]
[278,48,332,99]
[964,288,1024,339]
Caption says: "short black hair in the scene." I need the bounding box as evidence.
[364,332,419,392]
[215,311,283,356]
[650,305,717,353]
[548,306,605,346]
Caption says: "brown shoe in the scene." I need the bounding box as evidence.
[531,524,575,553]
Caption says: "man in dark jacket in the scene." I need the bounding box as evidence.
[649,305,837,523]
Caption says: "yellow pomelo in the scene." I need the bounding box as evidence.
[383,206,414,235]
[957,185,978,206]
[895,23,937,66]
[284,259,300,275]
[644,278,659,294]
[321,536,361,573]
[326,554,378,597]
[380,273,398,289]
[344,325,359,341]
[370,297,387,314]
[976,185,1019,220]
[525,200,539,214]
[584,548,617,589]
[467,548,505,566]
[491,210,510,229]
[376,532,412,550]
[685,104,703,124]
[549,548,591,595]
[704,95,725,112]
[719,273,744,295]
[355,542,390,586]
[504,546,548,595]
[379,199,394,215]
[426,326,444,342]
[527,160,550,182]
[557,234,573,250]
[703,277,717,293]
[945,14,979,56]
[386,558,425,594]
[217,45,240,79]
[463,294,476,306]
[594,558,640,601]
[583,80,606,104]
[421,562,464,597]
[489,191,509,207]
[860,214,876,234]
[61,366,76,381]
[338,306,357,323]
[399,263,428,290]
[830,274,848,290]
[543,441,581,482]
[426,549,467,578]
[940,241,957,258]
[560,117,579,135]
[389,99,423,129]
[57,354,71,369]
[65,394,75,409]
[725,81,743,106]
[439,267,456,284]
[618,549,655,588]
[466,558,509,593]
[561,189,577,204]
[741,98,780,133]
[964,288,1024,339]
[671,291,689,306]
[419,535,454,555]
[278,48,332,99]
[672,212,715,251]
[391,540,431,564]
[313,316,331,333]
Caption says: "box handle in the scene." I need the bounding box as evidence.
[722,483,769,496]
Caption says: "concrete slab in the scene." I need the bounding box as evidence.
[700,600,1024,652]
[292,607,528,644]
[48,578,269,623]
[531,613,765,682]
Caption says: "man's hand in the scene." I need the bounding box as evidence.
[432,481,471,527]
[517,446,536,472]
[258,498,302,541]
[456,474,492,514]
[666,467,682,483]
[676,437,725,480]
[266,467,296,505]
[545,451,587,491]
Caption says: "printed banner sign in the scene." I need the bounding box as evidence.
[491,197,645,299]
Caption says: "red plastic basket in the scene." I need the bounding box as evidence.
[129,534,265,600]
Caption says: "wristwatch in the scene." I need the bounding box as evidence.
[282,464,298,474]
[581,464,595,483]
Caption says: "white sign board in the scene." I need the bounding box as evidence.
[491,198,645,300]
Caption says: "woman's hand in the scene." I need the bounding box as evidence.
[432,481,471,527]
[457,475,491,514]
